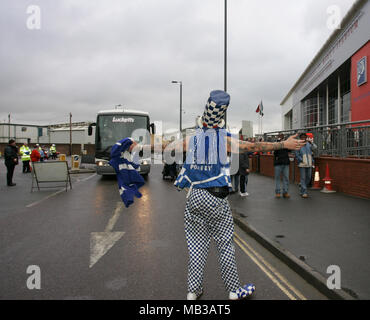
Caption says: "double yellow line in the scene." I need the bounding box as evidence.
[234,232,307,300]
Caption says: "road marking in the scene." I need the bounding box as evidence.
[234,232,307,300]
[234,233,307,300]
[105,202,124,232]
[90,202,125,268]
[26,173,97,208]
[90,231,125,268]
[26,189,66,208]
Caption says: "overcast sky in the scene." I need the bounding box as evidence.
[0,0,356,134]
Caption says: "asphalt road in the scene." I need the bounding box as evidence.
[0,161,326,300]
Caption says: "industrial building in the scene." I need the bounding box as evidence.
[0,122,95,156]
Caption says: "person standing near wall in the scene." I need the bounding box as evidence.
[295,133,317,198]
[239,150,250,197]
[19,142,31,173]
[274,133,291,198]
[4,139,19,186]
[50,144,57,160]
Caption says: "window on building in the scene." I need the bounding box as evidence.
[318,86,326,125]
[301,90,318,128]
[328,74,338,125]
[340,60,351,123]
[284,110,293,129]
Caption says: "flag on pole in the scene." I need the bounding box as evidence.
[255,101,264,117]
[260,101,264,117]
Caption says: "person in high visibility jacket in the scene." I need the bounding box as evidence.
[50,144,57,160]
[37,144,45,162]
[19,142,31,173]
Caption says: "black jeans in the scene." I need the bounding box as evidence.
[240,175,249,193]
[22,160,31,173]
[6,163,15,185]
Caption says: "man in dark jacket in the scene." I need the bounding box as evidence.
[238,151,250,197]
[273,134,290,198]
[4,139,19,186]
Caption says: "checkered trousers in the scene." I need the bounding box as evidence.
[184,188,241,295]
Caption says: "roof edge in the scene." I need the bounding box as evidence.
[280,0,366,106]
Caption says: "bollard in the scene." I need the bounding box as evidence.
[311,166,321,190]
[321,163,336,193]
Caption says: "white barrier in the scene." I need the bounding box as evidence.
[31,161,72,192]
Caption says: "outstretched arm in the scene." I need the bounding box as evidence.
[227,134,306,153]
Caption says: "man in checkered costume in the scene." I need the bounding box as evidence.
[173,90,305,300]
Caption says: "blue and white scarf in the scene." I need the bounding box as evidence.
[109,138,145,208]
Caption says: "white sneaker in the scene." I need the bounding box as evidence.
[229,284,256,300]
[186,291,203,300]
[239,192,249,197]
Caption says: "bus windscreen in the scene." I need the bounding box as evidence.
[96,115,149,153]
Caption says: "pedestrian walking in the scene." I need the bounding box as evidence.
[19,142,31,173]
[4,139,19,186]
[274,133,291,198]
[295,133,317,198]
[238,150,250,197]
[174,90,305,300]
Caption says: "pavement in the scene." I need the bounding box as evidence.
[228,173,370,300]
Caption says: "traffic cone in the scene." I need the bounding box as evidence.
[311,166,321,190]
[321,163,336,193]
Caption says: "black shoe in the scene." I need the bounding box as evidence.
[7,183,16,187]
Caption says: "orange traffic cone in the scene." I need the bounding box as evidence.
[321,163,336,193]
[311,166,321,190]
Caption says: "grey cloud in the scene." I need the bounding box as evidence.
[0,0,356,133]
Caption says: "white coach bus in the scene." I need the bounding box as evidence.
[88,108,155,177]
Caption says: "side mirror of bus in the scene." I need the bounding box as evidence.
[150,123,156,135]
[88,123,96,136]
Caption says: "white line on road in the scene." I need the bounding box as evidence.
[89,202,125,268]
[25,173,97,208]
[105,202,124,232]
[234,233,307,300]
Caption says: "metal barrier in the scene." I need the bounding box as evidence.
[263,120,370,158]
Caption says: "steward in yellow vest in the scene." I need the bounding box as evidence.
[19,143,31,173]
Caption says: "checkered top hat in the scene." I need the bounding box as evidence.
[199,90,230,129]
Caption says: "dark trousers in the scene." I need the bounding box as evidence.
[6,164,15,185]
[22,160,31,173]
[240,175,249,193]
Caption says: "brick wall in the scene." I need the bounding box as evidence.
[253,154,370,199]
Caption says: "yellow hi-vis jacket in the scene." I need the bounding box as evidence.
[50,146,57,153]
[20,145,31,161]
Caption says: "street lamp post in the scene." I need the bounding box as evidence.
[172,80,183,135]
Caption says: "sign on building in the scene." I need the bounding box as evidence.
[357,56,367,86]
